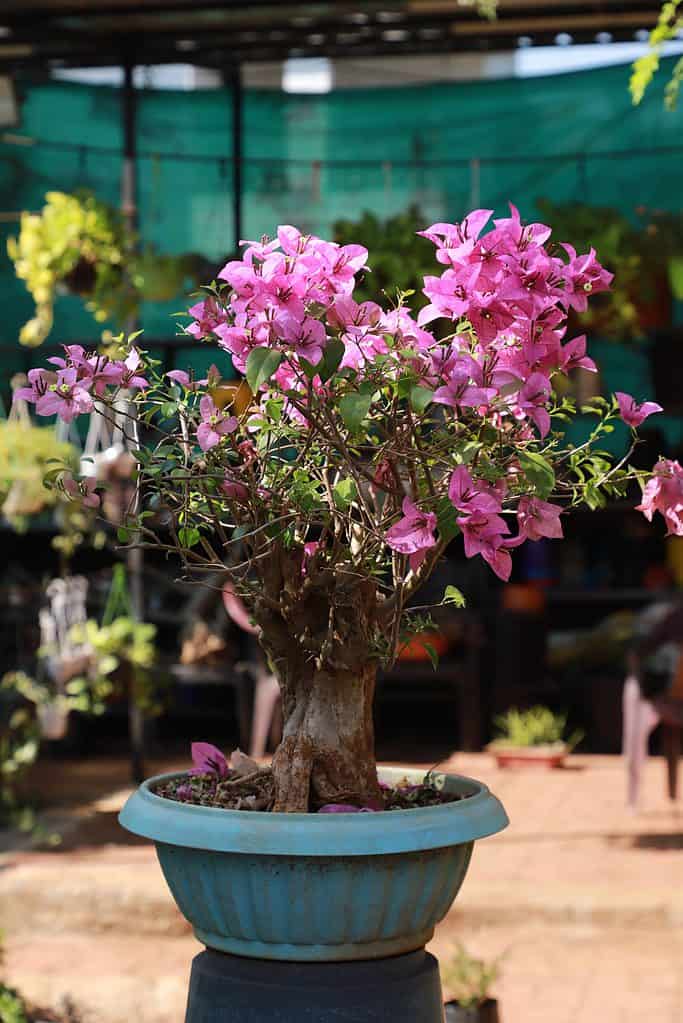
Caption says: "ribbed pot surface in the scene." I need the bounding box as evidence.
[120,766,507,961]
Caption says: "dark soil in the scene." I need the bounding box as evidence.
[153,769,464,813]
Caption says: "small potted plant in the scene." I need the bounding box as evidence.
[442,944,501,1023]
[24,207,680,1017]
[487,706,583,768]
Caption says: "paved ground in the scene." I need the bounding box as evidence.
[1,752,681,1023]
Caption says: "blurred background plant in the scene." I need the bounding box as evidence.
[536,198,683,339]
[441,943,502,1012]
[65,616,161,717]
[491,706,583,750]
[630,0,683,109]
[333,206,435,310]
[7,190,204,347]
[0,416,78,529]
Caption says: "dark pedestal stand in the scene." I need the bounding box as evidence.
[185,948,445,1023]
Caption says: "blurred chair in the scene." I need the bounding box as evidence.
[222,583,281,758]
[623,674,683,807]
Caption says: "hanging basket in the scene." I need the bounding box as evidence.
[60,256,98,296]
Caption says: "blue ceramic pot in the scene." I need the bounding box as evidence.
[119,766,507,962]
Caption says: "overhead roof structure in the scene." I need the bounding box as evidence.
[0,1,666,72]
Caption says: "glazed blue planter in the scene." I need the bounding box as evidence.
[119,766,507,962]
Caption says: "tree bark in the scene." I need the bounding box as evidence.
[271,660,382,813]
[253,556,384,813]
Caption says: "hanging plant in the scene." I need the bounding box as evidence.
[0,420,78,526]
[8,190,202,346]
[66,616,162,716]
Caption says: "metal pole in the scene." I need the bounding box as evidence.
[121,58,145,784]
[226,62,243,251]
[468,157,481,211]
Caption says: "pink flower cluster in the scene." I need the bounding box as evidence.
[637,459,683,536]
[187,227,431,383]
[417,205,607,435]
[385,466,564,581]
[17,345,147,423]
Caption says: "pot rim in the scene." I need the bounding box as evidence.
[119,766,508,856]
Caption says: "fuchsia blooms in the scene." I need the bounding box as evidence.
[18,346,148,423]
[28,209,678,586]
[637,459,683,536]
[196,395,238,451]
[34,368,94,422]
[190,742,229,778]
[301,541,320,576]
[221,475,249,501]
[384,498,437,571]
[15,367,53,405]
[447,466,520,581]
[517,496,563,541]
[615,392,663,429]
[166,369,209,391]
[61,474,100,509]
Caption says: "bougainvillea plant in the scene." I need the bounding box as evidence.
[24,205,683,813]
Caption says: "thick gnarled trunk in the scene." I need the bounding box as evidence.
[271,661,381,813]
[253,559,383,813]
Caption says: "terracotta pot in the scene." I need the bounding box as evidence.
[398,630,449,662]
[486,743,568,769]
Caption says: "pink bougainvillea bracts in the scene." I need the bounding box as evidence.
[61,473,101,509]
[190,742,229,778]
[615,392,663,429]
[384,498,437,570]
[31,208,681,634]
[637,459,683,536]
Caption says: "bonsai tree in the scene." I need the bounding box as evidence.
[23,206,683,812]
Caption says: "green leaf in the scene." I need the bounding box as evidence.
[117,526,130,543]
[443,585,466,608]
[423,641,439,671]
[178,526,201,548]
[339,391,373,432]
[333,478,358,510]
[298,357,319,381]
[669,257,683,300]
[409,385,434,413]
[246,348,283,393]
[518,450,555,499]
[436,496,460,544]
[160,401,178,420]
[317,337,345,381]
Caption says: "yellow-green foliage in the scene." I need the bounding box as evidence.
[0,422,77,524]
[67,617,161,716]
[631,1,683,109]
[8,191,130,347]
[8,190,202,347]
[492,706,582,749]
[440,943,501,1009]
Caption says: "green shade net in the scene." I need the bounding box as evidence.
[0,57,681,403]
